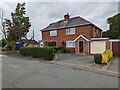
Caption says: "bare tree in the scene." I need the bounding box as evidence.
[0,9,7,39]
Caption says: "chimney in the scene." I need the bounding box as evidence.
[64,13,70,21]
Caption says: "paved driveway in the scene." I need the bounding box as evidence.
[57,53,94,65]
[108,57,119,72]
[53,53,119,77]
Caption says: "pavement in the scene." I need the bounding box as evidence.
[1,54,119,88]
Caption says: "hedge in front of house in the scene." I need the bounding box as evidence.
[20,47,55,61]
[19,47,32,56]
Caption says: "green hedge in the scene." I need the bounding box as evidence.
[20,47,55,61]
[94,54,102,64]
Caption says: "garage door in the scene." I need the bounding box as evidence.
[112,42,120,56]
[90,41,106,54]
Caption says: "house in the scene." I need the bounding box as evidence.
[109,39,120,56]
[22,39,39,47]
[41,13,110,55]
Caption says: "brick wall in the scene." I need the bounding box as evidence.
[42,24,102,47]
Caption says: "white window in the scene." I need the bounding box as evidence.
[66,40,75,48]
[50,30,57,36]
[66,28,75,35]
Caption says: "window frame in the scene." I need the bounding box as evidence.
[50,30,57,36]
[66,28,75,35]
[66,40,75,48]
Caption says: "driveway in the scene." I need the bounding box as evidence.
[51,53,119,77]
[57,53,94,65]
[1,54,119,88]
[107,57,119,72]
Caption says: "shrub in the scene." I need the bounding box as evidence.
[52,47,59,53]
[102,53,109,64]
[94,54,102,64]
[57,47,71,53]
[102,50,113,64]
[6,41,16,50]
[20,47,55,61]
[46,46,71,54]
[94,50,113,64]
[103,50,113,60]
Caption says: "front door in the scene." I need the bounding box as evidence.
[79,41,83,52]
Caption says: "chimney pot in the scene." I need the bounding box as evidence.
[64,13,70,21]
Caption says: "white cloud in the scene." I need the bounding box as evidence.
[0,1,118,41]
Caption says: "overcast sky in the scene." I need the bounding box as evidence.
[0,0,119,41]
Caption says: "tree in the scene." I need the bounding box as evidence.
[102,13,120,39]
[0,10,7,39]
[102,31,107,38]
[5,2,31,42]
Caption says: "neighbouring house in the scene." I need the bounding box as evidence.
[22,39,39,47]
[40,13,118,55]
[109,39,120,56]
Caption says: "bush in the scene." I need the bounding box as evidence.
[6,41,16,50]
[54,47,70,53]
[94,50,113,64]
[101,53,109,64]
[103,50,113,60]
[45,46,71,54]
[102,50,113,64]
[20,47,55,61]
[60,47,70,53]
[94,54,102,64]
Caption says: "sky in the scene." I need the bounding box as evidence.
[0,0,119,41]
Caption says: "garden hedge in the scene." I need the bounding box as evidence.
[20,47,55,61]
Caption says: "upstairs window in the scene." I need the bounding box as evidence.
[66,40,75,48]
[50,30,57,36]
[66,28,75,35]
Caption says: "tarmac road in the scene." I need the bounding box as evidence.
[1,54,118,88]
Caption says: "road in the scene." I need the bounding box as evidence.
[1,54,118,88]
